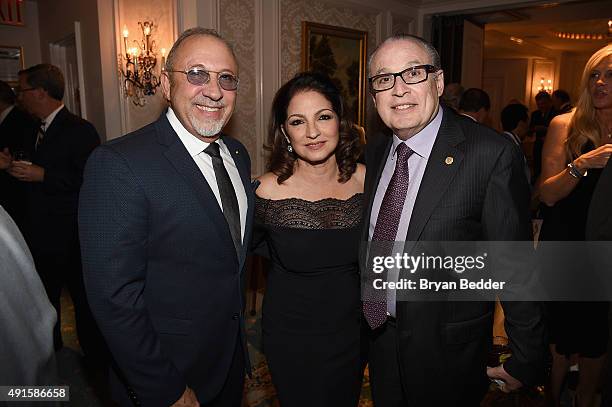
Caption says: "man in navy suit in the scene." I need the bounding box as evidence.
[79,28,253,407]
[8,64,102,360]
[362,34,545,406]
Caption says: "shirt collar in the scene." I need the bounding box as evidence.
[504,130,521,145]
[392,107,443,160]
[166,107,226,156]
[0,105,14,124]
[42,104,64,131]
[459,112,477,122]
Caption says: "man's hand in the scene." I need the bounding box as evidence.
[8,161,44,182]
[487,364,523,393]
[170,387,199,407]
[0,148,11,170]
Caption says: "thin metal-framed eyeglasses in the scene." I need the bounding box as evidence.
[165,67,239,91]
[14,86,37,94]
[369,64,439,93]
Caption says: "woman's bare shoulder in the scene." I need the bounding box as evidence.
[353,163,366,188]
[255,172,280,199]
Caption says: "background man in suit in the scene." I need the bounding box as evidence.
[362,34,545,406]
[0,80,37,230]
[79,28,253,407]
[7,64,103,364]
[500,103,532,184]
[458,87,491,124]
[552,89,573,115]
[530,90,557,183]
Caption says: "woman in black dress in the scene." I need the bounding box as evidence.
[539,44,612,407]
[253,72,365,406]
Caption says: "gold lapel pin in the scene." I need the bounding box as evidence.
[235,150,239,155]
[445,156,454,165]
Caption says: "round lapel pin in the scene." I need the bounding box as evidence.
[445,156,454,165]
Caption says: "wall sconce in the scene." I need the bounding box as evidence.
[119,21,162,106]
[538,77,553,94]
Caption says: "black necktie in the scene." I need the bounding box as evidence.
[204,142,242,258]
[35,121,46,150]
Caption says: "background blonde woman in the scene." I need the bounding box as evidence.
[539,43,612,407]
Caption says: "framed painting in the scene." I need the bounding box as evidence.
[0,45,23,85]
[301,21,367,127]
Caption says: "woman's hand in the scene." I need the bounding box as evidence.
[573,143,612,172]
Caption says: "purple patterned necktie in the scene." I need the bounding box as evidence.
[364,142,413,329]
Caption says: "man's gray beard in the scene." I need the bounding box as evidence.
[187,112,225,138]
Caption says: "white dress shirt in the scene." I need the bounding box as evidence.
[166,108,247,242]
[42,104,64,131]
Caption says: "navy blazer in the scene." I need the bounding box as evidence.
[362,107,546,406]
[25,106,100,255]
[79,113,254,406]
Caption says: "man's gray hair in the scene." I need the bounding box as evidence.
[368,34,441,77]
[164,27,237,72]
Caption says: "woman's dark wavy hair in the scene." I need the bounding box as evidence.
[266,71,362,184]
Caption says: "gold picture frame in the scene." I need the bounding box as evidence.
[301,21,367,127]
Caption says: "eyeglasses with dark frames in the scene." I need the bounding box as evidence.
[165,67,239,91]
[369,64,439,93]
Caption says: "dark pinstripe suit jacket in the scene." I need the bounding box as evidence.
[79,114,253,406]
[362,107,545,405]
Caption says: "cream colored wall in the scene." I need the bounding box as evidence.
[219,0,257,171]
[483,58,528,130]
[117,0,175,133]
[0,0,41,68]
[558,51,591,106]
[37,0,105,138]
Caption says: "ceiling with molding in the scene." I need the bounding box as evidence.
[481,0,612,55]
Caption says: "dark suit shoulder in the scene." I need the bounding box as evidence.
[54,108,100,142]
[451,112,515,154]
[103,120,160,154]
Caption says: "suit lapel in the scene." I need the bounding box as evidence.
[223,136,253,270]
[41,107,67,140]
[406,109,464,241]
[157,116,236,258]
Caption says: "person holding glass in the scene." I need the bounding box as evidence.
[254,71,365,406]
[539,43,612,407]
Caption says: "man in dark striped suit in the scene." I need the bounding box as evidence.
[362,34,546,406]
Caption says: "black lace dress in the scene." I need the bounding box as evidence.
[254,193,363,407]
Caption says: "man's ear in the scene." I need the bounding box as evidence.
[435,70,445,97]
[371,93,377,109]
[161,72,171,101]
